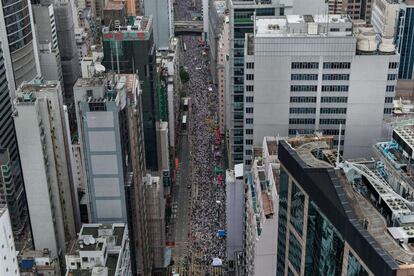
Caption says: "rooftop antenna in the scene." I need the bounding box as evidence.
[336,123,342,168]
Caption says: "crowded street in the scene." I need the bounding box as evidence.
[172,0,227,274]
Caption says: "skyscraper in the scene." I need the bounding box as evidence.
[73,75,129,224]
[102,16,159,171]
[143,0,173,49]
[228,0,327,167]
[13,79,76,263]
[0,47,27,234]
[0,206,20,276]
[397,0,414,80]
[242,14,398,167]
[0,0,40,93]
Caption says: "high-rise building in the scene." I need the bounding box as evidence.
[32,2,64,87]
[18,249,60,275]
[244,137,279,276]
[228,0,328,167]
[13,79,77,262]
[0,206,20,276]
[276,133,414,275]
[124,74,153,275]
[397,0,414,80]
[73,75,129,223]
[242,15,398,167]
[0,48,27,234]
[102,16,159,171]
[0,0,40,93]
[65,223,132,276]
[225,164,244,275]
[54,1,81,101]
[143,173,166,272]
[143,0,173,50]
[343,0,373,23]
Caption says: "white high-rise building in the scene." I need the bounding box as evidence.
[0,206,20,276]
[13,79,76,260]
[144,0,173,49]
[242,14,399,167]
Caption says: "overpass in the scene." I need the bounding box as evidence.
[174,21,203,35]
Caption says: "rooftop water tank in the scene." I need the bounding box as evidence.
[357,30,377,52]
[379,36,395,53]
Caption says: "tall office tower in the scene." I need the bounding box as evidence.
[0,0,40,93]
[143,173,166,272]
[124,74,153,275]
[73,76,129,223]
[13,79,76,262]
[0,48,27,234]
[228,0,327,167]
[54,0,81,101]
[103,1,127,28]
[242,15,399,167]
[0,206,20,276]
[397,0,414,80]
[203,0,209,41]
[144,0,173,50]
[218,14,229,136]
[102,16,159,171]
[244,137,279,275]
[276,134,414,275]
[225,164,244,275]
[32,2,65,87]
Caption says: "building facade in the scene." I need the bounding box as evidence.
[13,79,77,260]
[243,15,398,167]
[397,0,414,80]
[73,76,129,223]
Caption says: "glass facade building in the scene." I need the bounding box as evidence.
[397,3,414,80]
[277,139,406,276]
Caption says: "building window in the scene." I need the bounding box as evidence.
[322,74,350,81]
[347,252,369,275]
[288,231,302,273]
[245,159,252,165]
[245,149,252,155]
[289,118,315,124]
[290,97,317,103]
[386,85,395,92]
[322,129,345,135]
[291,62,319,69]
[290,182,305,236]
[245,139,253,145]
[321,97,348,103]
[384,108,392,114]
[320,119,346,124]
[387,74,397,80]
[389,62,398,69]
[288,129,314,135]
[246,85,254,92]
[291,74,318,81]
[291,85,318,92]
[320,108,347,114]
[246,118,253,124]
[289,107,316,114]
[385,97,393,103]
[246,96,254,102]
[323,62,351,69]
[246,129,253,135]
[246,107,253,113]
[329,28,340,32]
[246,74,254,80]
[246,62,254,69]
[322,85,349,92]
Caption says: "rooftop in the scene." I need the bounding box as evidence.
[104,1,124,10]
[255,14,352,37]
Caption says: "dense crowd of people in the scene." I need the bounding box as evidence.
[175,0,227,273]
